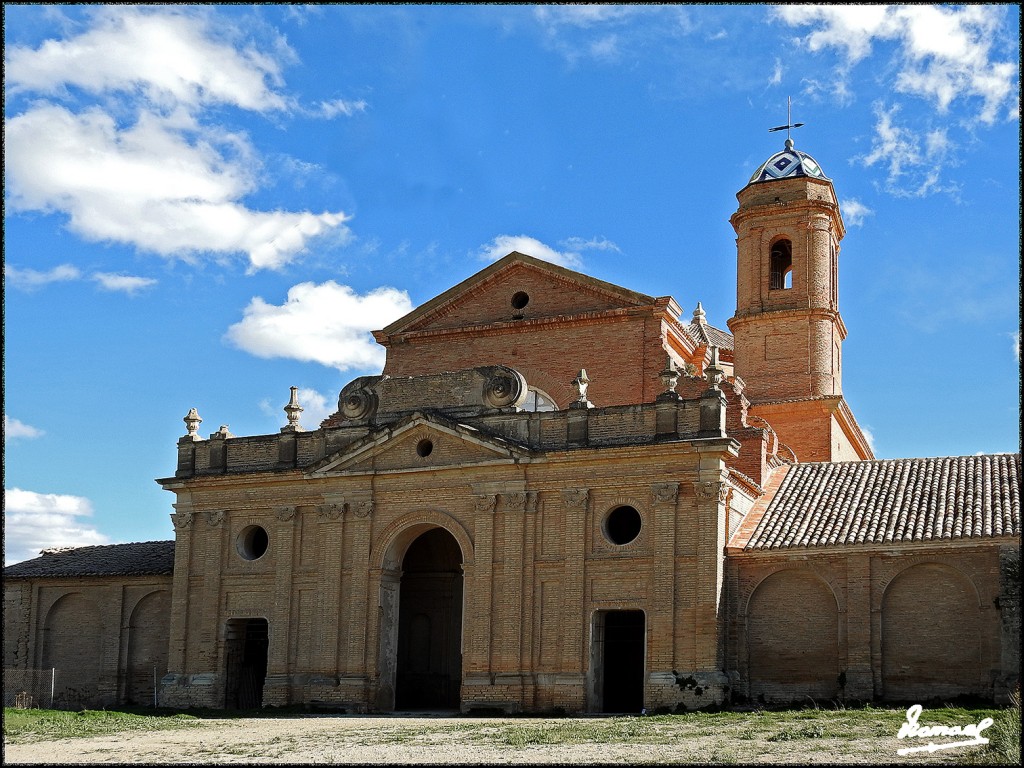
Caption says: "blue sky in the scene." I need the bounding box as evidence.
[3,4,1020,564]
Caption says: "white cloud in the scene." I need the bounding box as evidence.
[559,236,621,253]
[4,415,45,442]
[534,5,641,30]
[776,5,1018,123]
[858,102,958,197]
[1013,331,1020,362]
[225,281,414,372]
[315,98,368,118]
[3,488,111,566]
[92,272,158,294]
[479,235,584,269]
[4,263,82,290]
[4,7,289,112]
[839,198,873,227]
[861,425,877,455]
[3,8,352,272]
[295,387,335,428]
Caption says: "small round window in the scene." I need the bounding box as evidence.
[604,506,642,546]
[511,291,530,310]
[416,438,434,457]
[237,525,269,561]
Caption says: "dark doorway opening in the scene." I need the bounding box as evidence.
[601,610,645,713]
[224,618,268,709]
[395,528,463,710]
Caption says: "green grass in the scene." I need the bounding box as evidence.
[3,707,200,743]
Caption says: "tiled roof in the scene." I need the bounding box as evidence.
[744,454,1020,551]
[687,320,734,350]
[4,541,174,579]
[686,302,734,351]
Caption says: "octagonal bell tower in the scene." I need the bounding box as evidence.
[727,137,871,462]
[728,137,846,403]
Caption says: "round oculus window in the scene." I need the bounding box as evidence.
[511,291,530,310]
[416,438,434,457]
[604,505,642,546]
[237,525,269,561]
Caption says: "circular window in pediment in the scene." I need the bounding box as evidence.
[416,438,434,458]
[511,291,530,310]
[604,505,642,546]
[237,525,269,561]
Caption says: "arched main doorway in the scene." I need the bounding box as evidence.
[394,527,464,710]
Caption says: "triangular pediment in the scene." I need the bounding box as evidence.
[307,412,531,477]
[379,251,660,336]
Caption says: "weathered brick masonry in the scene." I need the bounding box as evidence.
[5,138,1018,712]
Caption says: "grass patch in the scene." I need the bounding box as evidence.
[3,707,200,744]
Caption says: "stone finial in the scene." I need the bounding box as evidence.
[183,408,202,439]
[659,356,681,397]
[692,302,707,325]
[570,369,594,409]
[211,424,233,439]
[704,345,725,390]
[282,386,304,433]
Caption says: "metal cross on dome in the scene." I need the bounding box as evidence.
[768,96,804,142]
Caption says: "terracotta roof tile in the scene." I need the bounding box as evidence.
[686,320,734,351]
[4,541,174,579]
[743,454,1020,550]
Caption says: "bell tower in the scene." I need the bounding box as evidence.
[727,136,872,462]
[728,136,846,402]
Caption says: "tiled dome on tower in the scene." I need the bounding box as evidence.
[748,137,828,183]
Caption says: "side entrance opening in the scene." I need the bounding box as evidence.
[595,610,645,713]
[224,618,268,709]
[395,527,463,710]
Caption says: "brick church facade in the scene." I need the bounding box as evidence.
[5,139,1019,712]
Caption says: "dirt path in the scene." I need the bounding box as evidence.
[2,714,978,764]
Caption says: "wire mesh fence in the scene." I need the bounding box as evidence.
[3,667,164,710]
[3,667,57,709]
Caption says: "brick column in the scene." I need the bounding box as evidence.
[263,506,297,706]
[166,505,195,677]
[561,488,588,673]
[464,494,495,676]
[315,502,345,676]
[843,554,874,700]
[650,483,679,671]
[345,497,373,681]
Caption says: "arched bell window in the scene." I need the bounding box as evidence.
[770,239,793,290]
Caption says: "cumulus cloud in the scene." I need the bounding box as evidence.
[776,5,1018,123]
[4,415,45,442]
[4,7,290,111]
[3,488,111,566]
[225,281,414,371]
[4,263,82,290]
[3,7,352,272]
[478,235,585,269]
[839,198,873,227]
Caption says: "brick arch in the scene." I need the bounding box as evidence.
[373,509,475,572]
[746,568,840,704]
[875,556,983,606]
[43,592,103,708]
[514,365,575,409]
[880,562,987,701]
[125,590,171,705]
[740,561,842,615]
